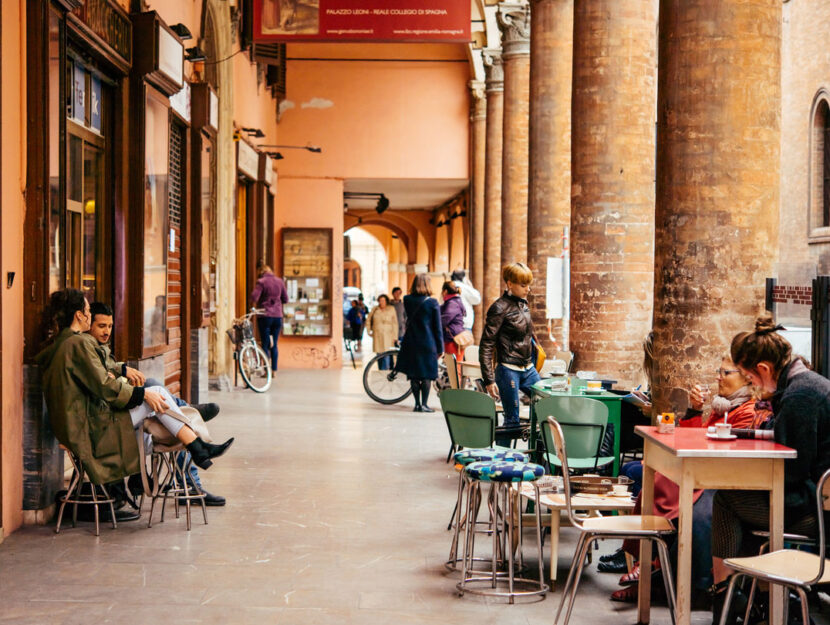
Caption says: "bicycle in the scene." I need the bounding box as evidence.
[362,348,413,404]
[227,308,272,393]
[362,349,451,404]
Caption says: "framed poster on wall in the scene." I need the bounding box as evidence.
[281,228,332,337]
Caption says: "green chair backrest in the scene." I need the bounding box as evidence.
[537,395,608,466]
[439,388,497,450]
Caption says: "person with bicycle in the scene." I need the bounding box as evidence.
[395,274,443,412]
[250,260,288,374]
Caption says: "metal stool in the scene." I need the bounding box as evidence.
[446,448,529,572]
[146,443,207,531]
[457,460,549,603]
[55,446,118,536]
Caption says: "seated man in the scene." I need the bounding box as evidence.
[88,301,226,506]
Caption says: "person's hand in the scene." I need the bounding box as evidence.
[107,372,115,380]
[486,383,500,400]
[688,384,707,411]
[144,390,169,414]
[638,401,653,417]
[125,366,145,386]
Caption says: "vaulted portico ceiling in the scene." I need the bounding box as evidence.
[343,178,469,211]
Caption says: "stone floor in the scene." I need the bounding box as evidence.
[0,365,694,624]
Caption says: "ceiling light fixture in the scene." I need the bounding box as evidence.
[241,127,266,138]
[265,151,284,160]
[343,192,390,214]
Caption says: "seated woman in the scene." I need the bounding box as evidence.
[35,289,233,487]
[710,314,830,624]
[609,353,771,604]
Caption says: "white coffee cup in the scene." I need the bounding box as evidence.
[612,484,629,496]
[714,422,732,439]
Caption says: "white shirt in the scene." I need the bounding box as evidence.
[454,279,481,330]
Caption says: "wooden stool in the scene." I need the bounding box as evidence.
[55,446,118,536]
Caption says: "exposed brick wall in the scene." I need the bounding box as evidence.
[482,53,505,318]
[569,0,657,387]
[527,0,573,354]
[652,0,781,413]
[771,285,813,306]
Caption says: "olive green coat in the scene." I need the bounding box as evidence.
[35,328,140,484]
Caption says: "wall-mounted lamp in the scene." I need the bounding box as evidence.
[170,23,193,40]
[265,151,284,160]
[241,127,266,138]
[185,46,207,62]
[257,143,322,153]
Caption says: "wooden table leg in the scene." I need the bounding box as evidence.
[550,509,560,589]
[638,453,655,625]
[769,459,785,625]
[675,469,694,625]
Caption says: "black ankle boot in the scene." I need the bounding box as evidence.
[186,437,234,470]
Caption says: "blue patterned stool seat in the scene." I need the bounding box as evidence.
[465,461,545,483]
[454,448,529,466]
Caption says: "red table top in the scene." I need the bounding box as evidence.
[635,425,797,459]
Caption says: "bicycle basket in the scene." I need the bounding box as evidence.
[240,319,254,340]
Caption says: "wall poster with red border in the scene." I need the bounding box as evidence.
[253,0,471,43]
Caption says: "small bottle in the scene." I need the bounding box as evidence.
[732,429,774,440]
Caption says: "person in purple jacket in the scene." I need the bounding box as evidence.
[250,261,288,373]
[440,281,466,360]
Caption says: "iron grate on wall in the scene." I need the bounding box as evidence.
[169,122,185,228]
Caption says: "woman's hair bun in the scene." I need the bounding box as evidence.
[754,312,777,334]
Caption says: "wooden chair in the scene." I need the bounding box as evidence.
[443,352,461,390]
[719,468,830,625]
[546,417,677,625]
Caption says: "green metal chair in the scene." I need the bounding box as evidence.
[440,388,501,460]
[536,395,614,474]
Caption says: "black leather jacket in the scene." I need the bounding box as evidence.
[479,291,534,385]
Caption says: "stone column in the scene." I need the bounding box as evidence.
[568,0,658,387]
[652,1,781,412]
[527,0,573,354]
[482,50,505,314]
[498,2,531,267]
[469,80,487,338]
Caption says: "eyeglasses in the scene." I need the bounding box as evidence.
[716,368,740,377]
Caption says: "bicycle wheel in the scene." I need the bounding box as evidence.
[238,343,272,393]
[363,350,412,405]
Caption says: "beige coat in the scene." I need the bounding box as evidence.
[367,305,399,353]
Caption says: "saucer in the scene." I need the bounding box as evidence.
[706,433,737,441]
[584,388,604,394]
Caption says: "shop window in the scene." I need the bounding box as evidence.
[810,93,830,240]
[143,91,169,349]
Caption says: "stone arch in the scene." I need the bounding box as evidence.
[809,88,830,235]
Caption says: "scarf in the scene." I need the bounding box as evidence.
[710,385,753,417]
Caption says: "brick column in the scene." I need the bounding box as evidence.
[527,0,573,354]
[569,0,658,387]
[498,1,531,267]
[469,80,487,338]
[652,0,781,412]
[482,49,505,314]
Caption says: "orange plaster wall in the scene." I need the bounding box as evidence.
[2,0,26,533]
[232,54,279,140]
[274,177,344,369]
[276,58,469,181]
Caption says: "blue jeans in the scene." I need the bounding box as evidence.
[377,354,392,370]
[494,363,540,436]
[258,316,283,372]
[621,460,644,496]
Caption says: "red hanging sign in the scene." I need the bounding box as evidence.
[253,0,471,43]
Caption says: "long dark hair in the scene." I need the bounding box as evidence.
[43,289,86,343]
[730,312,792,377]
